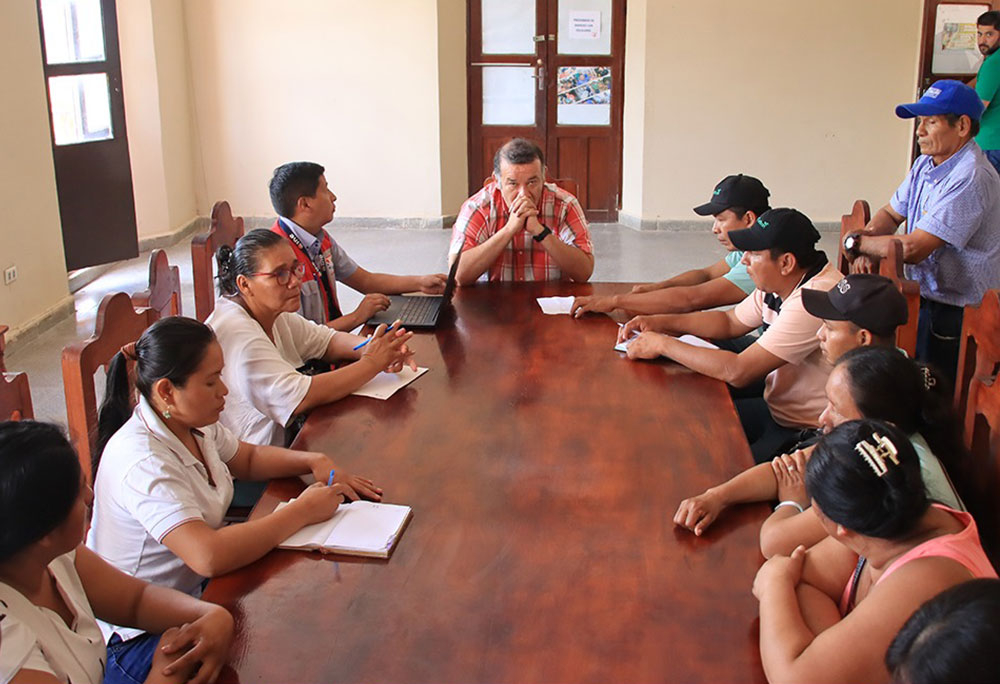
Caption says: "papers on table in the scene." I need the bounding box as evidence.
[275,500,412,558]
[536,296,575,315]
[676,335,720,350]
[614,327,720,353]
[351,366,428,400]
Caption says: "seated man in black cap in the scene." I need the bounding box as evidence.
[571,174,770,320]
[801,273,909,365]
[619,208,842,463]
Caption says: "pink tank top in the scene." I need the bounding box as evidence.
[839,505,998,615]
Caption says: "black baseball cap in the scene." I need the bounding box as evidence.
[727,208,820,253]
[801,274,908,337]
[692,174,770,216]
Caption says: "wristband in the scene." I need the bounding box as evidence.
[533,226,552,243]
[774,500,804,514]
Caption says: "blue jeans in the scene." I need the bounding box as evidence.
[105,632,159,684]
[985,149,1000,176]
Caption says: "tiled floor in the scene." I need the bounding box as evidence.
[5,222,839,423]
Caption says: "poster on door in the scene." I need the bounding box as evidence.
[557,66,611,126]
[932,3,989,74]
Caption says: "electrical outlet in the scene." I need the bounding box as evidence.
[3,266,16,285]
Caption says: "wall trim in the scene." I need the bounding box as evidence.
[619,212,839,233]
[137,215,209,252]
[4,295,75,346]
[244,216,458,231]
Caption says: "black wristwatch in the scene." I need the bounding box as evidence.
[843,233,862,258]
[533,226,552,243]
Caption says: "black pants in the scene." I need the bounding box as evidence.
[734,397,802,464]
[916,297,964,390]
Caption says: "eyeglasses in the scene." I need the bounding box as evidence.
[250,262,306,286]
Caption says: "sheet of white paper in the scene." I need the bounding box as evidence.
[537,296,575,315]
[614,323,639,352]
[351,366,428,400]
[676,334,720,350]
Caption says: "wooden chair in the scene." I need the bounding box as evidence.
[953,289,1000,565]
[0,372,33,421]
[838,199,920,357]
[131,249,182,319]
[837,199,870,275]
[0,324,8,372]
[62,292,158,482]
[192,201,244,321]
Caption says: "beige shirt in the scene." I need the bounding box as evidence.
[734,261,843,428]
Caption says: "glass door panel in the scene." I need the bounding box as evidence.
[47,73,113,145]
[39,0,106,64]
[557,0,612,55]
[556,66,610,125]
[482,0,537,54]
[483,66,537,125]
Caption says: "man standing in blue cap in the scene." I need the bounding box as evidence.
[842,79,1000,384]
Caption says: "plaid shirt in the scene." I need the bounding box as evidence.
[449,181,593,281]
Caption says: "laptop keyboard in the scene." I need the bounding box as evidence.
[393,296,439,326]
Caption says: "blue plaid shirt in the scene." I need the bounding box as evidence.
[890,140,1000,307]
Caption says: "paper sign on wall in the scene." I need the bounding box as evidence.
[569,11,601,40]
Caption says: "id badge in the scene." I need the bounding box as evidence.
[322,249,336,277]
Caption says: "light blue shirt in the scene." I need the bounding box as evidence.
[722,250,754,295]
[890,140,1000,306]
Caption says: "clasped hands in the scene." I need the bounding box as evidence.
[505,194,545,238]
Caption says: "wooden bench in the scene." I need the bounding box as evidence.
[131,249,182,319]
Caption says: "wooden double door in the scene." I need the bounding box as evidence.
[467,0,625,222]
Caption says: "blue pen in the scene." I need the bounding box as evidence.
[352,323,395,351]
[327,469,336,486]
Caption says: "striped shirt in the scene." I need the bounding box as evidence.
[449,180,593,282]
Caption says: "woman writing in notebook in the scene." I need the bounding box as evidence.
[87,317,380,667]
[753,419,995,684]
[673,347,963,552]
[0,420,232,684]
[206,229,417,446]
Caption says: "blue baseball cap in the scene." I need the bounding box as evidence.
[895,79,985,120]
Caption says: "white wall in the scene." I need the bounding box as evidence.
[622,0,923,224]
[0,0,71,335]
[182,0,461,220]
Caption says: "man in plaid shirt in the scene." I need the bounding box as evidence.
[449,138,594,284]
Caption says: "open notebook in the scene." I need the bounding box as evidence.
[275,500,412,559]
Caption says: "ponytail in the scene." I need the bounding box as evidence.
[215,229,285,296]
[95,351,133,473]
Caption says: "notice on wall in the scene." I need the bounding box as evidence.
[569,11,601,40]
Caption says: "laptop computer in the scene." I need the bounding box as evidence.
[366,250,461,329]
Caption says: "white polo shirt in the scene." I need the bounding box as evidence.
[87,396,239,641]
[206,297,336,445]
[0,551,106,684]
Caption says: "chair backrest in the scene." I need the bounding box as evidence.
[878,239,921,358]
[131,249,182,319]
[192,201,244,321]
[837,199,870,274]
[0,372,33,421]
[953,289,1000,564]
[0,324,8,372]
[62,292,158,482]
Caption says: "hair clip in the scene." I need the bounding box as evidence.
[921,366,936,390]
[120,342,138,361]
[855,431,900,477]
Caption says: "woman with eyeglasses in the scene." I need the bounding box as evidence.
[206,229,416,446]
[752,419,995,684]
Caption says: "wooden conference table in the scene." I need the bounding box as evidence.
[204,283,769,683]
